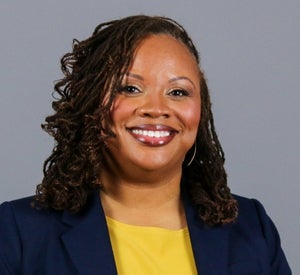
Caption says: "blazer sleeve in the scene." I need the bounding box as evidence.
[252,199,292,274]
[0,202,22,274]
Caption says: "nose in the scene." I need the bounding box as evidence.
[135,93,170,118]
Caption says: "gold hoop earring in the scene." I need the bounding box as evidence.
[186,144,197,167]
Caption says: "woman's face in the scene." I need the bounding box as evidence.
[106,34,201,173]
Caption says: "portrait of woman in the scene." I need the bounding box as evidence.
[0,15,291,274]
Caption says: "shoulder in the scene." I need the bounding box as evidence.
[0,196,61,228]
[0,197,63,245]
[0,196,63,244]
[233,194,268,224]
[231,194,278,242]
[0,197,67,274]
[232,194,278,236]
[230,194,291,274]
[0,197,46,273]
[0,196,74,246]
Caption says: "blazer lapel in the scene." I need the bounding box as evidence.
[59,188,230,274]
[60,192,117,275]
[184,197,230,275]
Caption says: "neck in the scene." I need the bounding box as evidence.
[99,169,186,230]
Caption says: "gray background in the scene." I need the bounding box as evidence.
[1,0,299,272]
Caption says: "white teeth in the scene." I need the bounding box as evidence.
[131,129,171,138]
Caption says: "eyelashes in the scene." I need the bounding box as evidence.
[118,85,140,94]
[167,89,190,97]
[118,85,191,97]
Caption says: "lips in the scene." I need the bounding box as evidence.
[126,124,178,146]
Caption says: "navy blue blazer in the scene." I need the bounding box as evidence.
[0,192,291,274]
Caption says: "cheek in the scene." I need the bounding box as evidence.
[110,98,134,130]
[183,101,201,131]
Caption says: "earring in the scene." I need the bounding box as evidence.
[186,144,197,167]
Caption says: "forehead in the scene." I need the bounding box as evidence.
[128,34,200,77]
[134,34,196,59]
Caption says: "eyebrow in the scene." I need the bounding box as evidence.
[125,73,144,81]
[125,73,196,89]
[169,76,196,89]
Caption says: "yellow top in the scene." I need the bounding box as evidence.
[106,216,197,275]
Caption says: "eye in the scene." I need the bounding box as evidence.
[118,85,140,95]
[168,89,190,97]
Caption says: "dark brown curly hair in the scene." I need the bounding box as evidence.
[35,15,238,226]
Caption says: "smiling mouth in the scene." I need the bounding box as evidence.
[131,129,171,138]
[127,125,178,146]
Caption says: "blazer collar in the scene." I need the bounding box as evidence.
[60,190,230,275]
[184,194,230,275]
[60,192,117,275]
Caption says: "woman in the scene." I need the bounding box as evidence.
[0,15,291,274]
